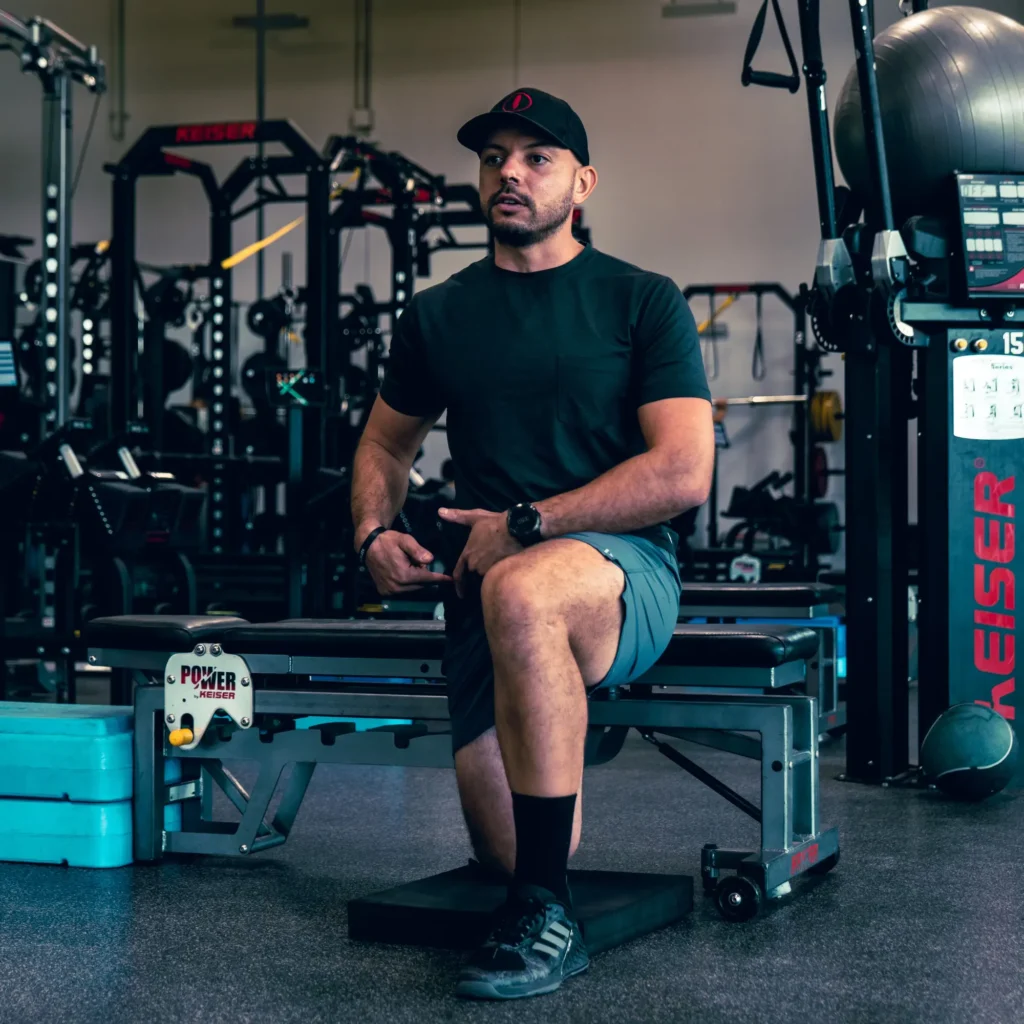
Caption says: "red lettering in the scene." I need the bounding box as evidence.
[975,630,1015,675]
[976,679,1016,720]
[974,518,1015,563]
[975,610,1016,630]
[172,122,257,145]
[975,565,1016,610]
[974,472,1015,518]
[791,844,820,874]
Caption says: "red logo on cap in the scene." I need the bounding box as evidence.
[502,92,533,113]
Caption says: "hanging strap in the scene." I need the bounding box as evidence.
[751,292,766,381]
[741,0,801,94]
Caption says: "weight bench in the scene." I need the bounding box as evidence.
[679,582,845,736]
[86,615,839,930]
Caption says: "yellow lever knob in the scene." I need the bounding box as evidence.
[168,728,194,747]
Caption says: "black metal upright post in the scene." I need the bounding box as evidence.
[40,71,73,431]
[797,0,838,242]
[916,331,951,740]
[255,0,266,301]
[109,163,136,437]
[288,152,331,617]
[839,0,910,783]
[843,339,906,782]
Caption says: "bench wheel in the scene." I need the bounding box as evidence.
[808,850,840,876]
[714,875,763,922]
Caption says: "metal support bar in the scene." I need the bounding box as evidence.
[643,731,762,823]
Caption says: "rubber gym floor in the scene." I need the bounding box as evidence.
[1,682,1021,1024]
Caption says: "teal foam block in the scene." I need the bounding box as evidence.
[0,799,133,868]
[0,702,133,802]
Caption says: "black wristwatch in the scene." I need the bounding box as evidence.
[507,503,544,547]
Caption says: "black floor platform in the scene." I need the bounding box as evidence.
[349,864,693,952]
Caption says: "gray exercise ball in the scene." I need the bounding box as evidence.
[834,6,1024,224]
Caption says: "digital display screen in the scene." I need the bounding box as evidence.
[0,341,16,387]
[957,173,1024,299]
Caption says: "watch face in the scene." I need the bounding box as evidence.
[510,505,538,534]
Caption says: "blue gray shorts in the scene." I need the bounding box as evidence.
[442,532,681,753]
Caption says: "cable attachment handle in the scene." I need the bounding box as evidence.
[741,0,801,94]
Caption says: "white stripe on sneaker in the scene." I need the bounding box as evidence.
[532,941,561,957]
[540,931,567,949]
[548,921,571,938]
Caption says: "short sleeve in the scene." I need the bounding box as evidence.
[634,276,712,406]
[379,300,446,418]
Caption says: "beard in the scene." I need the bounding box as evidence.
[486,186,576,248]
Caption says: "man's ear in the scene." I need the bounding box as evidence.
[575,165,598,203]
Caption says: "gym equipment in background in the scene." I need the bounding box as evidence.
[743,1,1024,784]
[684,282,844,582]
[0,11,105,434]
[834,7,1024,227]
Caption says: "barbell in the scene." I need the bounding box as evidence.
[712,390,843,444]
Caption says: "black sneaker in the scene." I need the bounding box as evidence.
[455,885,589,1000]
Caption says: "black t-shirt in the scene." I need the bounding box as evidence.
[379,245,711,563]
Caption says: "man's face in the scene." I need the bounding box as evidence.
[479,128,580,247]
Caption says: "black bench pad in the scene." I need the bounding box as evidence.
[86,617,818,668]
[86,615,249,651]
[679,582,840,608]
[226,619,447,658]
[223,620,818,667]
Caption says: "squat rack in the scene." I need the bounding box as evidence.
[108,119,331,581]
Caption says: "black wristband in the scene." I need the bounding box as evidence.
[358,526,388,567]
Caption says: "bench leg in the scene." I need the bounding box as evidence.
[134,681,165,863]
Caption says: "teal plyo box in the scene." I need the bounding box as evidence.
[0,799,134,868]
[0,702,133,801]
[0,702,184,868]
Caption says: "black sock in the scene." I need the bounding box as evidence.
[511,791,576,908]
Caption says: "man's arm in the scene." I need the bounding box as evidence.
[533,396,714,539]
[351,396,436,550]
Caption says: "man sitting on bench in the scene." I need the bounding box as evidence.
[351,87,713,1001]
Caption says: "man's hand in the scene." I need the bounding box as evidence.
[438,507,523,598]
[365,531,452,596]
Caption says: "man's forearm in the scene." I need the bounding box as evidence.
[351,438,411,549]
[535,449,708,540]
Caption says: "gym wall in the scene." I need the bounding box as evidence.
[6,0,1019,555]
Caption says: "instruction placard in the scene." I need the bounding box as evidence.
[953,354,1024,440]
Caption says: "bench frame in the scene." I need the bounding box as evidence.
[100,640,839,900]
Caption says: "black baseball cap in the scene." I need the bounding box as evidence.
[458,88,590,166]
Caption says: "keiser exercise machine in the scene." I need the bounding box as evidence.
[743,0,1022,782]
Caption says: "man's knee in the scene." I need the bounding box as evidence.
[480,557,552,628]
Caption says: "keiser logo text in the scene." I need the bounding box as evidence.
[174,122,257,144]
[974,471,1016,719]
[180,665,237,700]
